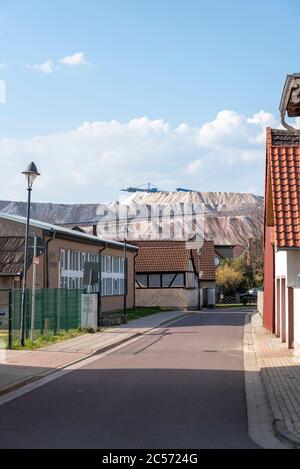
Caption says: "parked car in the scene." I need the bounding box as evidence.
[240,288,258,305]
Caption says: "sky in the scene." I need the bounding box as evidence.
[0,0,299,203]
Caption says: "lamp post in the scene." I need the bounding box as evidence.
[20,162,40,346]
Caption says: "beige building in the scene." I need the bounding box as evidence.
[133,240,216,310]
[0,212,138,313]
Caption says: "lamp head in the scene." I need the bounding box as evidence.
[22,162,40,189]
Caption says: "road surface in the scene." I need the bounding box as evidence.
[0,311,259,448]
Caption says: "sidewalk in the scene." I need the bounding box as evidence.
[251,312,300,448]
[0,310,186,396]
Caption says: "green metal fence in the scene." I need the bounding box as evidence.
[0,289,10,349]
[4,288,84,348]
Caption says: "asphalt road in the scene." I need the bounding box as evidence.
[0,311,259,449]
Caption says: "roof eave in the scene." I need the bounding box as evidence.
[42,229,139,252]
[276,246,300,252]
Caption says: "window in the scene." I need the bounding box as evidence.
[101,255,125,296]
[60,250,64,269]
[60,277,67,289]
[59,250,125,295]
[136,274,147,288]
[113,257,120,273]
[148,274,161,288]
[171,273,184,288]
[106,278,113,295]
[113,278,119,295]
[120,278,124,295]
[135,273,186,289]
[64,250,68,270]
[162,273,175,288]
[80,253,85,271]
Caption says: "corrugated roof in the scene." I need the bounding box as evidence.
[0,237,24,274]
[265,129,300,248]
[0,212,138,251]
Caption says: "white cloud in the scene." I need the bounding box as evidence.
[186,159,204,175]
[247,110,276,126]
[197,110,243,146]
[26,60,55,74]
[25,52,89,74]
[59,52,89,67]
[294,117,300,130]
[0,111,281,203]
[241,149,264,161]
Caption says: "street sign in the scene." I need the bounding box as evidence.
[28,237,45,258]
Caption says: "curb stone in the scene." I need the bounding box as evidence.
[274,420,300,449]
[0,311,188,397]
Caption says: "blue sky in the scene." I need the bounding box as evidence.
[0,0,299,202]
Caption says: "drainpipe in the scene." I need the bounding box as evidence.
[133,249,139,308]
[123,239,127,317]
[44,229,56,288]
[98,243,106,327]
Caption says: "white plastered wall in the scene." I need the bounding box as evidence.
[287,251,300,353]
[294,289,300,357]
[275,250,300,350]
[275,251,287,344]
[136,288,199,310]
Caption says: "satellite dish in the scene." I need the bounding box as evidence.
[214,256,220,267]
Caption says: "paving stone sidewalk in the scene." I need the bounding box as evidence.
[251,312,300,447]
[0,310,186,396]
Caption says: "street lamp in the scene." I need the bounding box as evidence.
[20,162,40,346]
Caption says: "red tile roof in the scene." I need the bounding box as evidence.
[134,241,191,273]
[192,240,216,281]
[197,241,216,281]
[265,128,300,248]
[133,240,216,280]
